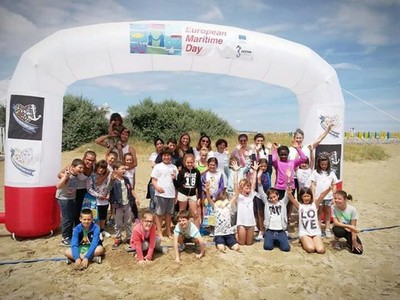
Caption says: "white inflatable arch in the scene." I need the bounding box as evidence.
[3,21,344,237]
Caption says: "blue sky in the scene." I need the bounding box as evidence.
[0,0,399,132]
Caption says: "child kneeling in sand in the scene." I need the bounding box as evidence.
[287,185,333,254]
[257,185,290,252]
[174,210,205,263]
[130,210,168,266]
[205,184,239,252]
[64,209,105,269]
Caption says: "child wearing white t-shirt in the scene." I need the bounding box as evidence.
[231,161,257,246]
[310,155,338,238]
[151,147,178,240]
[287,186,332,254]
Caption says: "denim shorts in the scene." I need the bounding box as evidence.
[214,234,238,248]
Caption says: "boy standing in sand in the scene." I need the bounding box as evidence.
[56,158,84,246]
[64,209,105,269]
[109,162,140,249]
[151,147,178,239]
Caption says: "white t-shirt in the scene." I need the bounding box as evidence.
[289,145,311,161]
[214,199,235,236]
[268,204,284,230]
[202,170,225,199]
[310,170,339,199]
[214,151,229,173]
[193,148,215,161]
[296,168,312,189]
[249,144,269,160]
[150,162,178,198]
[298,203,321,237]
[113,144,131,162]
[149,152,158,162]
[236,191,256,227]
[125,168,136,187]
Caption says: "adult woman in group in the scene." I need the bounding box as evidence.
[113,127,138,165]
[177,132,194,158]
[58,150,97,227]
[289,123,334,193]
[231,133,251,170]
[193,134,214,161]
[95,127,137,166]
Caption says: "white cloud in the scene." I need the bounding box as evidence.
[89,76,168,96]
[331,63,361,70]
[237,0,270,11]
[349,0,400,6]
[0,1,132,56]
[254,23,293,34]
[0,7,39,55]
[319,3,396,47]
[197,5,224,22]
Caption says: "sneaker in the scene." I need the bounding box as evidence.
[102,231,111,238]
[178,243,186,252]
[162,246,169,254]
[126,245,136,252]
[321,230,326,237]
[255,232,264,241]
[194,244,201,254]
[112,239,123,250]
[66,258,73,265]
[60,237,71,247]
[332,240,342,250]
[325,229,333,239]
[92,256,102,264]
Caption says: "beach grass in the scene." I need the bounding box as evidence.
[344,144,390,162]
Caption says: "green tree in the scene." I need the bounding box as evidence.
[125,98,236,142]
[62,94,108,151]
[0,104,5,127]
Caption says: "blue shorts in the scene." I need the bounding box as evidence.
[214,234,238,248]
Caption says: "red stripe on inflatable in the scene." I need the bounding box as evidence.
[4,186,60,238]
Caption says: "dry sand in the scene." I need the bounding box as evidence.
[0,145,399,299]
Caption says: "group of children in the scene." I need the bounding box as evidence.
[56,118,363,269]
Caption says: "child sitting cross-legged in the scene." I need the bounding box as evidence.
[173,210,205,263]
[64,209,105,270]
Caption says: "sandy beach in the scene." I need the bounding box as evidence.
[0,144,399,299]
